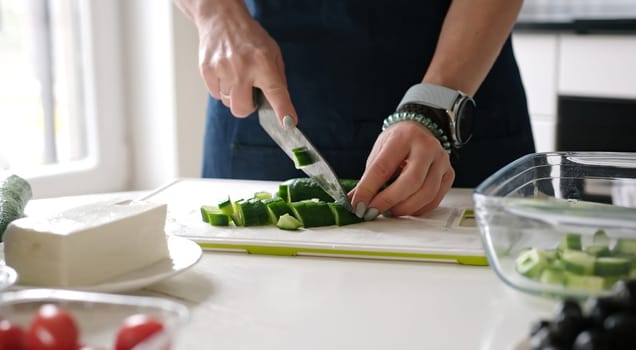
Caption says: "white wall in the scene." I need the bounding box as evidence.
[120,0,207,191]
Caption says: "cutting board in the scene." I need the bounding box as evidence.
[142,178,487,265]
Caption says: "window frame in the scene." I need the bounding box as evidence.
[23,0,128,198]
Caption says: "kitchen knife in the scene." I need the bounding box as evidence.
[254,89,353,212]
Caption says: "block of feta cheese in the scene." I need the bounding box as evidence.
[3,199,169,287]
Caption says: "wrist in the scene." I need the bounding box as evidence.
[382,111,452,154]
[193,0,250,27]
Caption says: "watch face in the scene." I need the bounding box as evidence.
[456,98,476,146]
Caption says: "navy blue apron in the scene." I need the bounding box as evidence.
[201,0,535,188]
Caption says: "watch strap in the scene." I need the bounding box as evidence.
[396,83,461,111]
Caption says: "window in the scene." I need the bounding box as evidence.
[0,0,127,198]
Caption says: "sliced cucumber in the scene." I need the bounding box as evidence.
[263,197,292,225]
[592,229,610,246]
[585,243,611,257]
[200,205,231,226]
[0,174,32,240]
[292,146,315,168]
[561,250,595,275]
[539,267,566,285]
[594,257,630,277]
[613,238,636,256]
[234,198,269,226]
[289,200,335,228]
[218,197,234,216]
[515,248,548,279]
[285,178,359,203]
[564,272,606,291]
[276,213,302,230]
[328,203,363,226]
[254,191,272,201]
[557,233,582,252]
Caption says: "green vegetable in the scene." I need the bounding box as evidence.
[0,174,32,241]
[284,177,358,203]
[328,203,363,226]
[276,213,302,230]
[289,200,335,228]
[264,197,292,225]
[233,198,269,226]
[292,146,314,168]
[200,205,231,226]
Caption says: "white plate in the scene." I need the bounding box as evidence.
[1,236,202,293]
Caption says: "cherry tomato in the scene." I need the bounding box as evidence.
[25,304,79,350]
[0,319,25,350]
[114,314,165,350]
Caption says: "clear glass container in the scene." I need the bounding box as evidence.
[474,152,636,299]
[0,288,189,349]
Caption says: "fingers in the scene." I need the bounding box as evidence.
[350,126,411,219]
[352,121,454,220]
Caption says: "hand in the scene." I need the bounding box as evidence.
[350,121,455,220]
[195,3,297,124]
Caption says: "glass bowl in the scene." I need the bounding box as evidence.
[474,152,636,299]
[0,288,189,349]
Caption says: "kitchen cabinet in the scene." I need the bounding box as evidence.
[511,32,636,152]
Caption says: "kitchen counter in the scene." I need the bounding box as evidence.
[24,187,558,350]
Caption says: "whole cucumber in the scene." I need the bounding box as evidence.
[0,174,32,240]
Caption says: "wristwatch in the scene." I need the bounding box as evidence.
[396,83,476,149]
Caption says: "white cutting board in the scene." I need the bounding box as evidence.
[142,178,487,265]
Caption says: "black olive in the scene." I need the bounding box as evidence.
[586,297,623,327]
[611,279,636,312]
[572,329,610,350]
[530,319,552,337]
[530,327,559,350]
[554,298,584,319]
[603,312,636,349]
[550,313,586,348]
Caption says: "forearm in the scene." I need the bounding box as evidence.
[423,0,523,96]
[174,0,249,27]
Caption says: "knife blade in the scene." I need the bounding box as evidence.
[254,89,352,212]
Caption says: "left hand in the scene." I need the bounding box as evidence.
[350,121,455,220]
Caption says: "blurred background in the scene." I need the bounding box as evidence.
[0,0,635,199]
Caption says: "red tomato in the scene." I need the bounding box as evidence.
[25,304,79,350]
[114,314,165,350]
[0,319,25,350]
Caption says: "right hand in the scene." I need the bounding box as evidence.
[194,2,297,124]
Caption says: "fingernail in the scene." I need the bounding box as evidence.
[355,202,367,218]
[363,208,380,221]
[283,115,294,129]
[382,210,393,217]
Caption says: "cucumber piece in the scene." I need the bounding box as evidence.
[231,199,246,226]
[515,248,548,279]
[292,146,315,168]
[254,191,272,201]
[585,243,611,257]
[0,174,32,240]
[264,197,292,225]
[328,203,363,226]
[594,257,630,277]
[200,205,231,226]
[539,267,566,285]
[276,213,302,230]
[289,200,335,228]
[561,250,595,275]
[557,233,582,252]
[218,197,234,216]
[285,178,359,203]
[613,238,636,256]
[592,229,610,246]
[564,272,606,291]
[233,198,269,226]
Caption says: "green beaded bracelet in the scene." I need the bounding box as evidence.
[382,111,452,154]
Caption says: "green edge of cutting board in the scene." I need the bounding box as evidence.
[196,243,488,266]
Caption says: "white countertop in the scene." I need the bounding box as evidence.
[25,189,559,350]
